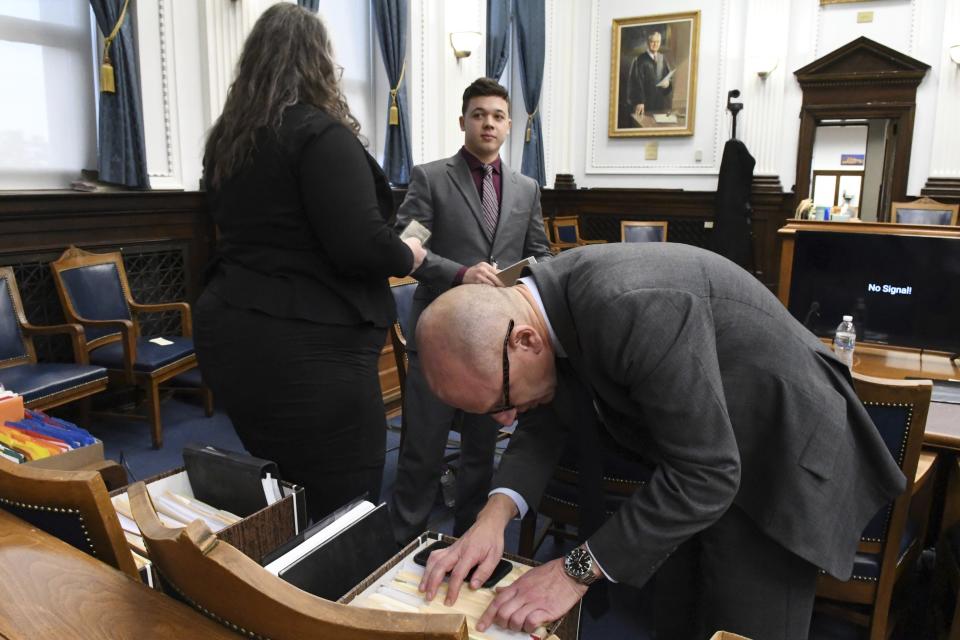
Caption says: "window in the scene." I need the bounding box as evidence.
[0,2,97,190]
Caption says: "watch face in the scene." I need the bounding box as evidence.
[565,548,591,578]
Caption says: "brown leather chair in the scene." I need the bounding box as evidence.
[50,246,212,448]
[814,373,936,640]
[128,481,467,640]
[0,458,137,578]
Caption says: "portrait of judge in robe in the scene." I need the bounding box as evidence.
[609,11,700,138]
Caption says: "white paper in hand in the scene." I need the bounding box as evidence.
[400,219,431,246]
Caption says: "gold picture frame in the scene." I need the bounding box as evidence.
[609,11,700,138]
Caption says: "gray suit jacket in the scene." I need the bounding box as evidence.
[494,243,905,587]
[396,152,552,351]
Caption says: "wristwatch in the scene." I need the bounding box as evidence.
[563,546,602,585]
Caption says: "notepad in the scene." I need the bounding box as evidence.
[653,113,679,124]
[496,257,537,286]
[149,337,174,346]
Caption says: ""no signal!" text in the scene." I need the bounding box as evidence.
[867,283,913,296]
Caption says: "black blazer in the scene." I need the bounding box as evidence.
[494,244,905,586]
[204,104,413,329]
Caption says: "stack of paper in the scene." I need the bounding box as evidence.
[349,540,555,640]
[112,489,241,555]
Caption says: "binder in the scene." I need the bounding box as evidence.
[265,501,396,601]
[182,443,281,518]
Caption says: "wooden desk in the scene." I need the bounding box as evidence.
[0,509,240,640]
[850,344,960,383]
[923,403,960,452]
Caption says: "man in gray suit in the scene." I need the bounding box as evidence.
[389,78,552,545]
[414,243,905,639]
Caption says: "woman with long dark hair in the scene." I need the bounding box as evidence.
[195,3,425,522]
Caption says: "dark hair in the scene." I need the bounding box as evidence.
[203,4,361,190]
[461,77,510,115]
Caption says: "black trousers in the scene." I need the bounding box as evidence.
[194,291,387,523]
[654,504,818,640]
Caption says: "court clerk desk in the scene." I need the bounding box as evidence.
[0,507,242,639]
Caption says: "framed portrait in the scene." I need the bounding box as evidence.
[608,11,700,138]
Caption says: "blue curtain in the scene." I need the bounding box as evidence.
[90,0,149,189]
[297,0,320,12]
[371,0,413,186]
[513,0,545,187]
[486,0,511,80]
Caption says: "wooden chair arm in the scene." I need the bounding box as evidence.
[130,301,192,337]
[913,451,938,496]
[21,322,90,364]
[78,460,128,492]
[75,318,137,384]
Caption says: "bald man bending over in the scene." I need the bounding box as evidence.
[414,243,904,639]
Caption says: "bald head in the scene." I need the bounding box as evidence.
[417,285,518,386]
[416,282,559,419]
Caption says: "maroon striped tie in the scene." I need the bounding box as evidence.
[480,164,498,241]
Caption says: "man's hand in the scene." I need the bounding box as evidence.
[419,494,516,604]
[477,558,587,633]
[462,261,502,287]
[656,77,670,89]
[634,103,645,118]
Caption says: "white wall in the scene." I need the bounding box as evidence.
[405,0,958,193]
[811,125,867,172]
[4,0,960,194]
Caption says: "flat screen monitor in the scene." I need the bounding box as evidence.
[787,231,960,354]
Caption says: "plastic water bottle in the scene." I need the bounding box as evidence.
[833,315,856,368]
[439,467,456,508]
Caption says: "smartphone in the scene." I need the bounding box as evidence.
[412,540,513,589]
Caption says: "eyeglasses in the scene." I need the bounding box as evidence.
[485,319,515,415]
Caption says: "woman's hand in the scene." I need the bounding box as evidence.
[403,237,427,274]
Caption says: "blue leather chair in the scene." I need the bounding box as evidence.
[815,373,936,640]
[0,458,138,578]
[389,278,417,397]
[891,197,958,226]
[0,267,107,413]
[50,246,211,449]
[518,436,650,558]
[551,216,606,250]
[620,220,668,243]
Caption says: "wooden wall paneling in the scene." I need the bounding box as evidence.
[0,192,214,362]
[540,186,794,294]
[921,178,960,206]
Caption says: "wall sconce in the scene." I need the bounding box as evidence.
[756,58,779,80]
[949,44,960,66]
[449,31,482,60]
